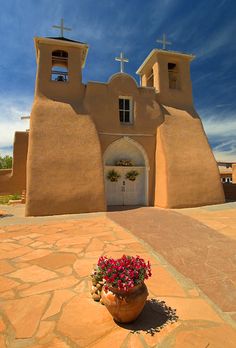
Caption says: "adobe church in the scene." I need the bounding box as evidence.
[0,21,225,216]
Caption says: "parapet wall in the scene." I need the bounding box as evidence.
[0,132,28,195]
[26,97,106,216]
[155,106,225,208]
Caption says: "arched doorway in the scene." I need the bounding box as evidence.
[104,137,149,206]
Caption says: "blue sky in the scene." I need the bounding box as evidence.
[0,0,235,161]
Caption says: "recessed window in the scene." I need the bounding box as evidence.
[168,62,180,89]
[146,69,154,87]
[51,50,68,82]
[119,97,132,124]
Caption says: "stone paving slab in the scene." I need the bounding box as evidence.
[108,207,236,327]
[0,211,235,347]
[0,204,104,226]
[176,203,236,241]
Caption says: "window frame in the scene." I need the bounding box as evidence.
[168,62,180,90]
[118,96,133,125]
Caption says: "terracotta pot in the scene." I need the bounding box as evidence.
[101,283,148,323]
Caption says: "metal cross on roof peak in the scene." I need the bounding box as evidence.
[115,52,129,73]
[156,33,172,50]
[52,18,72,37]
[21,115,30,120]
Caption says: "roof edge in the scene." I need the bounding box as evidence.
[136,49,195,75]
[34,37,89,68]
[108,72,138,86]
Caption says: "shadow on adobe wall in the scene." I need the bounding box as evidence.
[223,183,236,202]
[107,205,144,212]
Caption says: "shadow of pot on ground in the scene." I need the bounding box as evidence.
[116,299,178,336]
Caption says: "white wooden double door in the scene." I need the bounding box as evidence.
[105,166,145,206]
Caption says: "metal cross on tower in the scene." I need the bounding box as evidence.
[156,33,172,50]
[21,115,30,132]
[115,52,129,73]
[52,18,72,37]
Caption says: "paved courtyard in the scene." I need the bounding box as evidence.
[108,203,236,322]
[0,203,236,347]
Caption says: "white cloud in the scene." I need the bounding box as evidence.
[147,1,179,37]
[201,114,236,138]
[212,150,236,162]
[200,110,236,162]
[169,6,235,61]
[195,21,236,59]
[0,95,32,150]
[217,0,228,8]
[0,147,13,157]
[213,139,236,162]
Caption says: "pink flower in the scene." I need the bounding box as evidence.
[95,254,152,292]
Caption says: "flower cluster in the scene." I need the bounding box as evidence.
[107,169,121,182]
[125,170,139,181]
[97,255,152,292]
[115,159,134,166]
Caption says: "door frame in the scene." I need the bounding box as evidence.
[103,137,150,206]
[105,165,145,206]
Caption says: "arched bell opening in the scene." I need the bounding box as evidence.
[51,50,69,82]
[168,62,180,89]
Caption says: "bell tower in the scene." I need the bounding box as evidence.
[136,49,195,108]
[34,33,88,103]
[136,39,224,208]
[26,21,106,217]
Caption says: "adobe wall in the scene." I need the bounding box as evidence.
[26,97,105,216]
[155,106,225,208]
[85,74,162,134]
[223,183,236,201]
[0,131,28,195]
[85,73,164,205]
[232,164,236,183]
[220,173,232,180]
[0,169,12,176]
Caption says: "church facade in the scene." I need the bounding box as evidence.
[0,33,225,216]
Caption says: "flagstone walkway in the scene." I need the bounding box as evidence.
[176,201,236,241]
[108,205,236,324]
[0,207,236,347]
